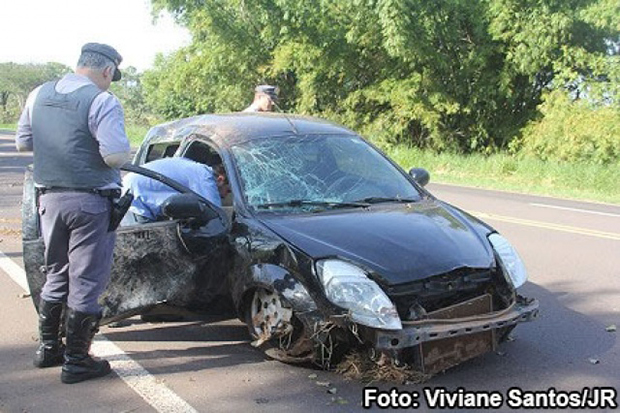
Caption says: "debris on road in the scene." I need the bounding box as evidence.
[330,397,348,405]
[335,350,431,384]
[605,324,616,333]
[588,358,600,365]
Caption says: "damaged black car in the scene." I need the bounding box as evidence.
[22,113,539,376]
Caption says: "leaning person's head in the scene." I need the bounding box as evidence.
[213,164,230,198]
[76,43,123,90]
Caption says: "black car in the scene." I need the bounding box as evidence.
[22,113,538,375]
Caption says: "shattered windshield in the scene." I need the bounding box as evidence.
[230,134,422,212]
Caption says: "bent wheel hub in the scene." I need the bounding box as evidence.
[250,289,293,344]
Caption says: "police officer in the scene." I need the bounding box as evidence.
[242,85,279,112]
[16,43,131,384]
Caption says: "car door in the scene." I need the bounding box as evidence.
[21,164,231,323]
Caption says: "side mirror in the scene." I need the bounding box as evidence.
[161,194,218,223]
[408,168,430,187]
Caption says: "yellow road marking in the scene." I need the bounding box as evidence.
[471,211,620,241]
[0,218,21,223]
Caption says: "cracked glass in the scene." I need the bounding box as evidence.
[230,134,422,212]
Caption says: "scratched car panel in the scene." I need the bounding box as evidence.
[22,113,538,376]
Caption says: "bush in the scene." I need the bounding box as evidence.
[519,91,620,164]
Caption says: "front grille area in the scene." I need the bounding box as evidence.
[385,267,514,321]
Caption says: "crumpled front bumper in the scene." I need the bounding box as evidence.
[370,296,539,351]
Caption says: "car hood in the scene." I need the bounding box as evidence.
[258,200,495,286]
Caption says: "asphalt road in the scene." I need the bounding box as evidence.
[0,131,618,412]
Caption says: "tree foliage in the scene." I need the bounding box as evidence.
[519,90,620,164]
[146,0,619,153]
[109,66,156,126]
[0,62,156,127]
[0,62,70,122]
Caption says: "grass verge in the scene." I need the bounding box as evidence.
[387,145,620,205]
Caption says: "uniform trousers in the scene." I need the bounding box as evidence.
[38,192,115,314]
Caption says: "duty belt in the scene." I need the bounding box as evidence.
[37,187,121,198]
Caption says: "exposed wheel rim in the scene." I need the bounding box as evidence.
[249,289,293,340]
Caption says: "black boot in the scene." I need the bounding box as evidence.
[61,308,111,384]
[34,299,65,368]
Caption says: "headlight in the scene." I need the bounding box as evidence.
[316,259,402,330]
[488,233,528,288]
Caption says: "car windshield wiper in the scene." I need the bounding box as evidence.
[256,199,370,210]
[355,196,419,204]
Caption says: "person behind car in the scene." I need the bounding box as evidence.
[242,85,279,112]
[15,43,131,384]
[122,157,228,223]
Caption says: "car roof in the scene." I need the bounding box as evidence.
[144,113,358,148]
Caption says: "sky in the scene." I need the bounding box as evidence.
[0,0,191,72]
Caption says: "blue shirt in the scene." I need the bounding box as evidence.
[123,158,222,221]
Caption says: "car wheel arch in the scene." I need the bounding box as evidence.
[237,263,317,317]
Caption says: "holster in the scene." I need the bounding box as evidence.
[108,191,134,232]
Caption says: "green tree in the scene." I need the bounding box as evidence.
[0,62,71,122]
[147,0,619,153]
[518,90,620,164]
[109,66,155,126]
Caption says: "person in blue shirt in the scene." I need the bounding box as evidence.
[123,157,228,222]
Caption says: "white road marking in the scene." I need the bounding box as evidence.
[0,249,198,413]
[529,203,620,218]
[93,338,198,413]
[0,152,34,158]
[0,250,29,291]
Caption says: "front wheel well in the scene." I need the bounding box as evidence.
[237,286,261,322]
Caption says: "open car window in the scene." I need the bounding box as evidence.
[181,139,233,208]
[182,139,221,166]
